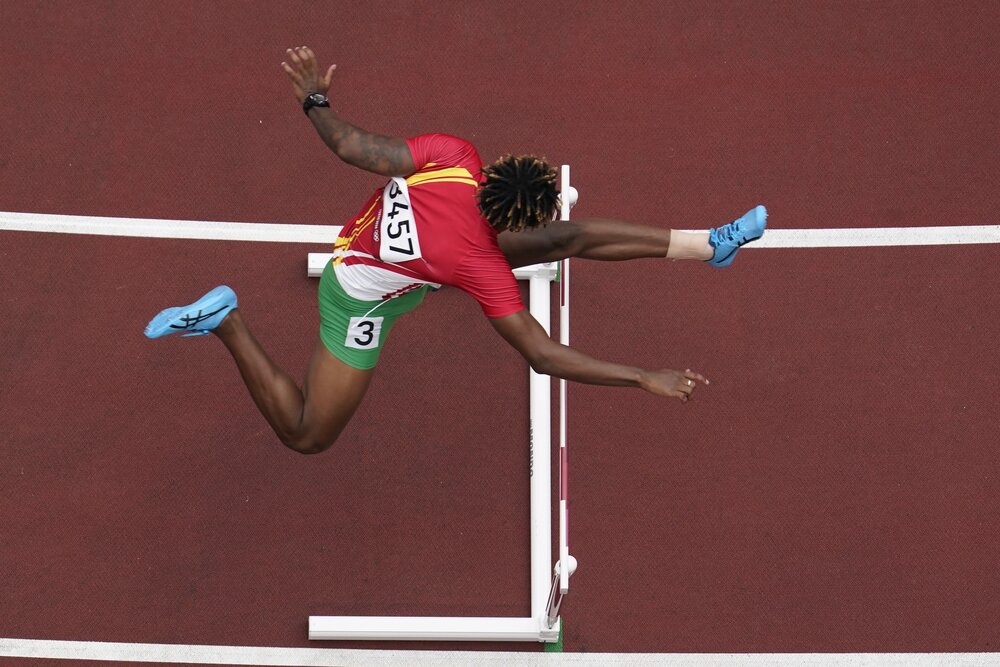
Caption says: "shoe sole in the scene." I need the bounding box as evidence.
[144,285,237,338]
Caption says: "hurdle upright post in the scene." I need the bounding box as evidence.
[559,164,573,595]
[528,270,554,630]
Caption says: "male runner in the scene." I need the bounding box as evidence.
[145,47,767,455]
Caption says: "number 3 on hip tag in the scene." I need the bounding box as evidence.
[346,317,384,349]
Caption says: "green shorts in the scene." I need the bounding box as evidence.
[318,261,429,370]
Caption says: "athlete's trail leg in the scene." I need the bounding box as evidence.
[498,218,711,268]
[213,309,373,454]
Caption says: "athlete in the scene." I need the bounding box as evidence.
[145,47,767,455]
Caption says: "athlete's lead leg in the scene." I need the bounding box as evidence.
[498,217,711,268]
[499,206,766,269]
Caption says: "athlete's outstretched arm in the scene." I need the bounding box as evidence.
[281,46,415,177]
[489,310,708,403]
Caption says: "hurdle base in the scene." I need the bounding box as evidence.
[308,615,560,642]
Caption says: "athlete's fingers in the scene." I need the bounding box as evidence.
[684,369,710,385]
[322,64,336,88]
[287,48,302,68]
[299,47,314,75]
[305,48,318,76]
[281,61,303,83]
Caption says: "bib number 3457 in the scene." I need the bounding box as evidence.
[379,177,423,264]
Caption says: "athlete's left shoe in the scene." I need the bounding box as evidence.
[706,205,767,268]
[144,285,237,338]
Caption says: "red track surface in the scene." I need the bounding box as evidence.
[2,1,999,660]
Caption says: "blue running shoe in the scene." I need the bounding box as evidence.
[144,285,237,338]
[706,205,767,268]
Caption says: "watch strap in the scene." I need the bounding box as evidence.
[302,93,330,115]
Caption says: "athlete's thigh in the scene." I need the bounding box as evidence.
[299,337,376,448]
[498,222,581,268]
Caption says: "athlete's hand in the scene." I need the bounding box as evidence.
[281,46,336,104]
[640,368,709,402]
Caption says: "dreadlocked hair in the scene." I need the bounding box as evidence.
[477,154,560,232]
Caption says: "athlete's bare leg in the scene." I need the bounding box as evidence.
[213,309,372,454]
[498,218,711,268]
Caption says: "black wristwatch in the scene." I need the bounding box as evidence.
[302,92,330,115]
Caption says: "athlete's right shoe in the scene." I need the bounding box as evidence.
[144,285,237,338]
[706,205,767,268]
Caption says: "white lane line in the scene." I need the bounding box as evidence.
[3,210,1000,247]
[2,639,1000,667]
[0,211,337,243]
[745,225,1000,248]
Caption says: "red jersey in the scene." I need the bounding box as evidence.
[331,133,524,319]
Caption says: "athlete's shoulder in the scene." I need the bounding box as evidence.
[406,133,482,173]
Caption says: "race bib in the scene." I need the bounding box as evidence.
[345,316,384,350]
[379,177,422,263]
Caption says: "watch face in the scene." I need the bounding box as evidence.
[308,94,326,104]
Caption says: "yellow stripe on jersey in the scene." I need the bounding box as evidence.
[406,167,478,188]
[412,177,482,186]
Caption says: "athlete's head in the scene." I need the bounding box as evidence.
[477,155,560,233]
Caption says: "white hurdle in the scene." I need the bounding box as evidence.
[305,166,577,642]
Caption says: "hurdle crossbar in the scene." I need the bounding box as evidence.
[305,165,576,643]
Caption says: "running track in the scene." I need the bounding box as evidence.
[1,1,999,664]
